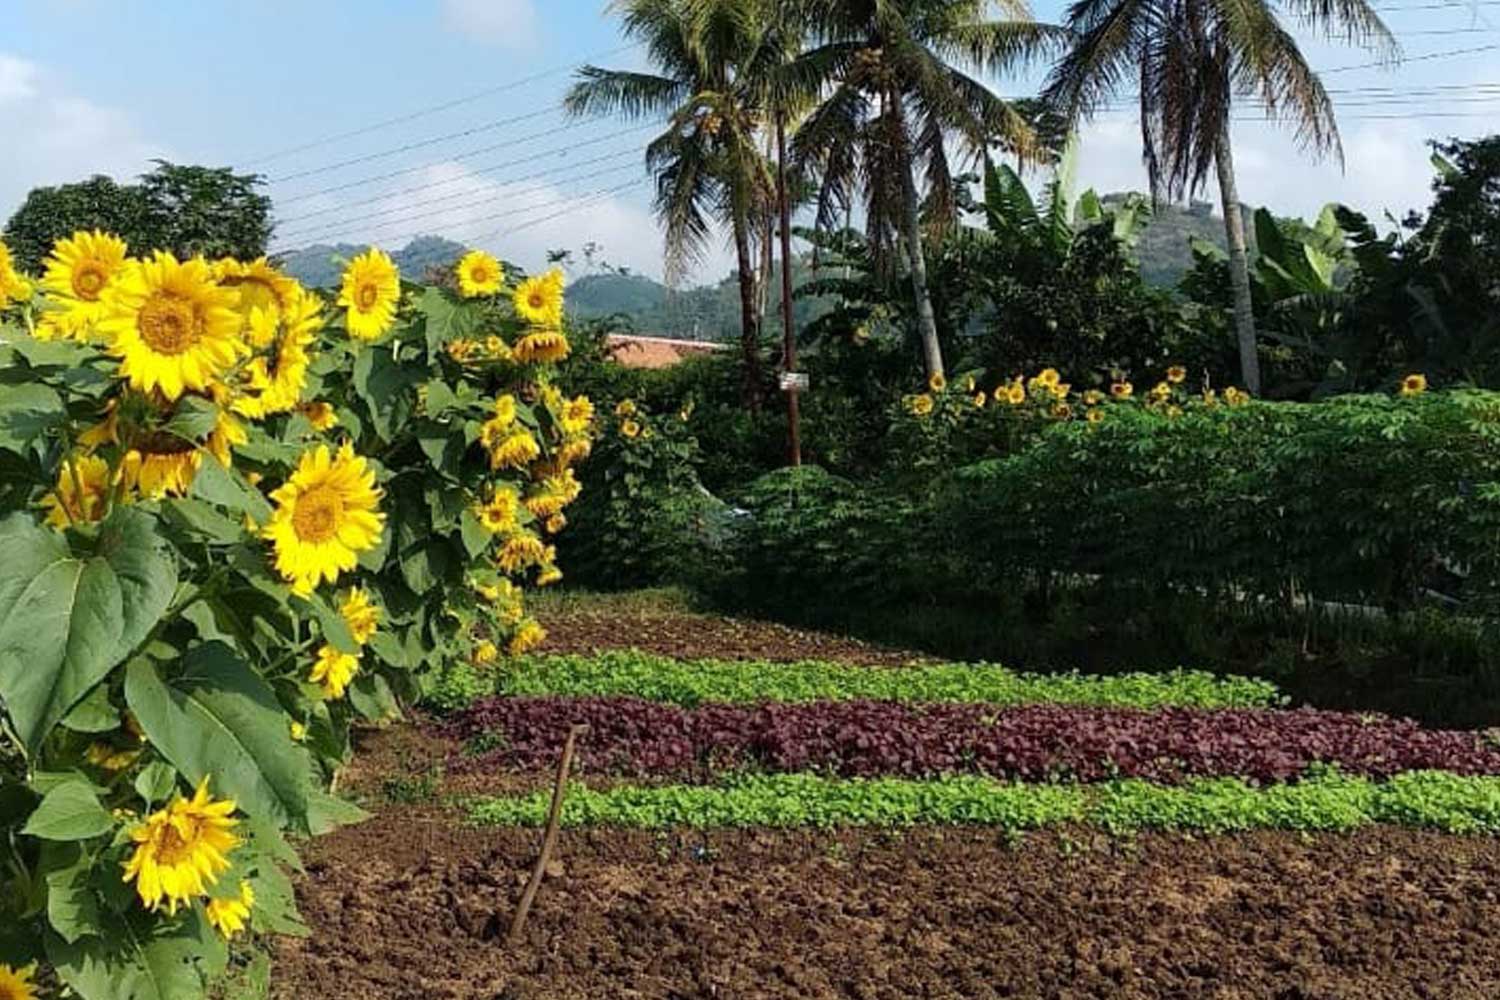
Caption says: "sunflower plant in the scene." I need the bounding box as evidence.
[0,234,590,998]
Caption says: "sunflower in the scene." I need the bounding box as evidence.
[483,334,513,362]
[906,394,934,417]
[1037,368,1061,388]
[1086,407,1106,425]
[0,964,37,1000]
[215,258,300,341]
[456,250,504,298]
[513,269,564,326]
[524,489,568,521]
[1110,381,1134,400]
[232,287,323,419]
[619,419,642,440]
[473,641,498,666]
[1004,383,1026,406]
[488,430,540,471]
[544,513,567,535]
[509,619,547,656]
[206,880,256,939]
[264,443,386,595]
[122,777,239,915]
[477,486,521,534]
[42,454,111,528]
[310,644,359,699]
[556,436,592,467]
[1166,365,1187,384]
[290,720,307,742]
[339,587,381,645]
[302,401,339,431]
[1050,402,1073,420]
[38,230,130,340]
[100,253,246,401]
[512,329,571,364]
[0,239,32,310]
[1224,387,1250,407]
[928,372,947,393]
[447,338,478,363]
[614,399,637,418]
[497,532,547,574]
[972,392,987,409]
[537,560,564,585]
[1400,373,1428,397]
[337,248,401,341]
[121,438,203,498]
[1082,390,1106,406]
[559,395,594,436]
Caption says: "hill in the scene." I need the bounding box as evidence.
[278,235,469,287]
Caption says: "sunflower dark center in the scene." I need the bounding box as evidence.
[138,294,200,355]
[73,263,108,299]
[293,487,344,543]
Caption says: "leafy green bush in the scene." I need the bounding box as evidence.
[706,465,917,612]
[556,397,727,590]
[468,770,1500,834]
[940,391,1500,612]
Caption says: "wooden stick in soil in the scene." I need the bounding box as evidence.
[507,723,587,947]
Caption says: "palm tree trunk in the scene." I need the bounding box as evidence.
[732,210,763,412]
[899,159,945,380]
[1214,122,1262,395]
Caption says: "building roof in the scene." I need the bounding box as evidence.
[605,334,728,370]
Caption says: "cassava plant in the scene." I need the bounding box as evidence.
[0,232,592,997]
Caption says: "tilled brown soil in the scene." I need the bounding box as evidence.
[533,605,927,666]
[274,810,1500,1000]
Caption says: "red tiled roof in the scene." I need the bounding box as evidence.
[605,334,728,370]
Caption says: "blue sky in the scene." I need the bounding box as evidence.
[1,0,1496,283]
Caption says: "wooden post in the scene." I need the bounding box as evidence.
[507,723,587,947]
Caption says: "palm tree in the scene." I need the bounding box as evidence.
[1043,0,1397,394]
[790,0,1065,379]
[566,0,776,408]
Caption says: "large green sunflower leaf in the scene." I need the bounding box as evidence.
[0,508,176,754]
[124,643,309,829]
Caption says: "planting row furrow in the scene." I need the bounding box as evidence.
[467,770,1500,834]
[450,697,1500,783]
[488,651,1284,709]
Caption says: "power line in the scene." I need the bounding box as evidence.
[239,41,644,167]
[1320,42,1500,73]
[268,106,566,184]
[275,157,645,245]
[271,175,650,253]
[472,178,654,245]
[272,116,628,206]
[274,123,660,225]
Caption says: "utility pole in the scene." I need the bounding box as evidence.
[776,109,802,467]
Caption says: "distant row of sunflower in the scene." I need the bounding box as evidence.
[0,231,593,990]
[904,364,1428,427]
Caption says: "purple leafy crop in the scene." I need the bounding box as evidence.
[449,697,1500,783]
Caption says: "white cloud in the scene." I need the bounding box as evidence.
[0,55,39,105]
[440,0,539,49]
[0,54,173,221]
[1071,114,1447,230]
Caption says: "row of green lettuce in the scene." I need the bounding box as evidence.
[425,649,1285,712]
[468,769,1500,835]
